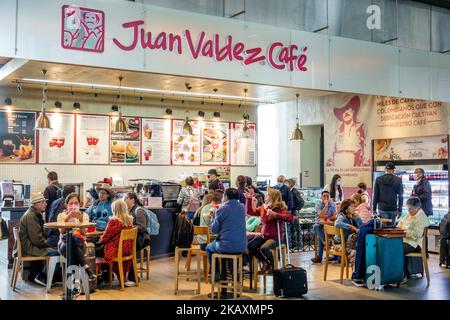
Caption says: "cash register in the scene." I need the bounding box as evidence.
[0,181,14,207]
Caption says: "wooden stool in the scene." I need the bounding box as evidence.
[252,244,286,291]
[211,253,243,299]
[323,225,348,284]
[139,246,151,280]
[174,247,201,295]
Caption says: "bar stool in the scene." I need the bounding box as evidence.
[252,244,286,291]
[211,253,243,299]
[174,247,201,295]
[139,246,151,280]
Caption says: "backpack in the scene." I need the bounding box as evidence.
[291,188,305,211]
[143,208,160,236]
[183,189,200,213]
[172,213,194,248]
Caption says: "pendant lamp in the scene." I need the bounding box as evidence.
[291,93,304,141]
[35,69,52,131]
[241,88,251,139]
[182,83,193,135]
[114,76,128,133]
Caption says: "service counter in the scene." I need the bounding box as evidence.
[148,207,178,259]
[0,206,28,268]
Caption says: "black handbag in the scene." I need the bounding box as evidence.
[1,218,9,240]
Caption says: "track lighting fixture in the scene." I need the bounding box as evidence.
[73,102,81,110]
[4,97,13,106]
[213,112,221,118]
[112,105,119,112]
[54,101,62,109]
[165,108,173,115]
[198,111,205,118]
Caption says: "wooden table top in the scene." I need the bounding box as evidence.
[86,231,104,237]
[44,222,96,229]
[319,220,334,225]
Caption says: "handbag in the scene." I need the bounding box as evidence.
[0,217,9,240]
[374,227,406,238]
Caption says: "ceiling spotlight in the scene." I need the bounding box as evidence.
[221,100,224,107]
[117,94,121,99]
[112,105,119,112]
[243,113,250,120]
[94,92,98,97]
[16,84,23,93]
[71,88,74,95]
[161,97,164,102]
[238,103,241,108]
[4,97,13,106]
[201,97,205,105]
[139,96,143,101]
[198,111,205,118]
[165,108,173,115]
[54,101,62,109]
[213,112,221,118]
[73,102,81,110]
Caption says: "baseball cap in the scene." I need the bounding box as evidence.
[385,162,395,170]
[207,169,220,176]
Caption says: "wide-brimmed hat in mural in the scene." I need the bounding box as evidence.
[333,96,360,122]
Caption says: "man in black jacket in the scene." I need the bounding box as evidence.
[372,162,404,227]
[285,178,305,215]
[411,168,433,216]
[272,175,289,204]
[43,171,62,223]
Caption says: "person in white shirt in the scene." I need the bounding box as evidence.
[397,196,430,282]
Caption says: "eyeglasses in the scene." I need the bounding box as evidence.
[99,191,108,195]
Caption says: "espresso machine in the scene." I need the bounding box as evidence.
[0,181,14,207]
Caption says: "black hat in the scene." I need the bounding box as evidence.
[385,162,395,170]
[208,169,220,176]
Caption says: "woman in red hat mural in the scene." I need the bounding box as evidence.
[327,96,368,167]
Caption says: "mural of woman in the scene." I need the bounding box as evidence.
[327,96,368,167]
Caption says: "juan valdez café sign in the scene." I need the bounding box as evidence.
[62,5,309,72]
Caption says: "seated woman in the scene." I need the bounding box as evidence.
[57,192,97,281]
[246,194,263,232]
[96,200,134,285]
[86,183,114,231]
[199,192,222,250]
[397,197,430,282]
[124,193,150,285]
[245,188,293,273]
[192,194,213,226]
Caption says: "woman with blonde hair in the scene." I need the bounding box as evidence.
[96,200,134,285]
[245,188,293,273]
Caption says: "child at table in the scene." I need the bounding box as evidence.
[57,192,97,282]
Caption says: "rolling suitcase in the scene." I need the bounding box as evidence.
[273,221,308,297]
[365,234,404,287]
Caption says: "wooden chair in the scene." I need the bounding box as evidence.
[10,227,53,291]
[405,227,430,286]
[185,226,211,283]
[323,225,349,284]
[211,253,243,299]
[139,246,151,280]
[108,227,139,290]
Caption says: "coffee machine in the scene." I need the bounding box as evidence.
[0,181,14,207]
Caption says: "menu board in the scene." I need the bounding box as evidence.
[201,121,229,165]
[76,114,109,164]
[141,118,171,165]
[172,120,201,165]
[231,122,256,166]
[38,113,75,164]
[0,111,36,163]
[110,116,140,164]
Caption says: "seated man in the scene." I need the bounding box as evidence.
[13,193,59,286]
[206,188,247,279]
[398,197,430,282]
[311,191,337,263]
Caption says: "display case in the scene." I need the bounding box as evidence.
[297,187,322,217]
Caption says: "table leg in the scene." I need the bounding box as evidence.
[66,229,72,301]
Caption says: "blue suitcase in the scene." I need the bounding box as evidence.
[365,234,404,286]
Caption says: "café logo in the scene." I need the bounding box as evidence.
[61,5,105,53]
[61,5,309,73]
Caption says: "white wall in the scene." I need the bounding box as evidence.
[0,88,257,194]
[300,125,321,188]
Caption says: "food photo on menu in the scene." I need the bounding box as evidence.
[202,126,228,164]
[110,140,139,163]
[173,128,200,164]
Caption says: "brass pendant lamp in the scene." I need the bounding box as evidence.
[114,76,128,133]
[291,93,304,141]
[241,88,251,139]
[35,69,52,131]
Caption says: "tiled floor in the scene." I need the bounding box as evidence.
[1,252,449,300]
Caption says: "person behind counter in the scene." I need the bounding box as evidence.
[177,176,201,220]
[83,187,98,209]
[43,171,63,223]
[236,175,247,204]
[96,200,134,285]
[245,176,264,198]
[124,192,150,285]
[311,190,338,264]
[57,193,96,282]
[207,169,225,193]
[245,188,293,273]
[46,184,76,246]
[324,174,344,203]
[86,183,114,231]
[13,193,60,286]
[411,168,433,217]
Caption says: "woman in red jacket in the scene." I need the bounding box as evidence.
[96,200,134,285]
[245,188,293,273]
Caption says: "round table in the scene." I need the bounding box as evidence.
[44,221,96,300]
